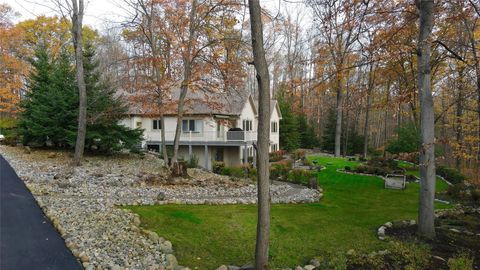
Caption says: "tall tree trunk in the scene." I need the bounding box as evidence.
[171,0,197,166]
[72,0,87,166]
[363,66,375,159]
[416,0,436,239]
[335,75,343,157]
[383,81,390,158]
[455,69,464,170]
[248,0,271,268]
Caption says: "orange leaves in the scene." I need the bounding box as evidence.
[0,4,27,114]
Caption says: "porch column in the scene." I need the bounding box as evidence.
[189,144,192,159]
[243,143,248,164]
[204,145,209,169]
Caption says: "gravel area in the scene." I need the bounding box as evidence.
[0,146,321,270]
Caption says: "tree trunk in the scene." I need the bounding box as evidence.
[248,0,271,268]
[363,65,375,159]
[71,0,87,166]
[160,114,169,162]
[335,75,343,157]
[171,0,197,166]
[383,81,390,158]
[416,0,436,239]
[455,69,464,170]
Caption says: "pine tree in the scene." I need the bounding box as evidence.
[20,43,142,152]
[79,42,143,152]
[19,46,77,147]
[322,108,337,152]
[277,88,300,151]
[298,113,319,149]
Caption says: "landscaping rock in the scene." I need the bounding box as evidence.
[309,259,320,267]
[303,265,315,270]
[165,254,178,269]
[0,145,323,270]
[217,265,228,270]
[157,191,166,201]
[228,265,240,270]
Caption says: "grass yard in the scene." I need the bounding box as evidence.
[125,156,451,269]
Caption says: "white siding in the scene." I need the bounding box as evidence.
[270,104,281,152]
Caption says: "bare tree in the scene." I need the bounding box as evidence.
[416,0,436,239]
[248,0,271,268]
[71,0,87,166]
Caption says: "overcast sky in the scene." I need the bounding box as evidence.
[4,0,310,31]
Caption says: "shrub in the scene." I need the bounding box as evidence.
[213,161,225,174]
[292,149,306,160]
[447,253,473,270]
[386,242,430,270]
[405,174,417,182]
[186,155,198,168]
[269,150,286,162]
[344,166,351,171]
[437,166,466,184]
[231,166,248,178]
[356,165,367,173]
[270,160,292,180]
[472,189,480,202]
[287,169,315,185]
[220,166,232,176]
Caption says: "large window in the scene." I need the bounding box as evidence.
[242,119,253,131]
[182,119,203,133]
[152,119,162,130]
[271,121,278,133]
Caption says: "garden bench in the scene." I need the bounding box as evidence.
[384,174,406,190]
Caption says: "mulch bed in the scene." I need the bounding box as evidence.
[385,211,480,269]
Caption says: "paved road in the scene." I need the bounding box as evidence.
[0,155,82,270]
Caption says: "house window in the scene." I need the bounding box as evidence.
[152,119,162,130]
[136,121,142,128]
[242,119,253,131]
[271,121,278,133]
[271,144,278,152]
[182,119,203,133]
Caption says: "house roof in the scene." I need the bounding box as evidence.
[124,88,251,117]
[123,88,280,118]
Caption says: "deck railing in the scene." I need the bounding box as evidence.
[144,130,257,143]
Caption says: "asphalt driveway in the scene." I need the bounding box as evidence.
[0,155,82,270]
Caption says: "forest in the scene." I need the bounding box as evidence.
[1,0,478,180]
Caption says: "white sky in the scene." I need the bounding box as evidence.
[3,0,310,31]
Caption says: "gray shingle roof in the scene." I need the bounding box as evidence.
[124,88,251,117]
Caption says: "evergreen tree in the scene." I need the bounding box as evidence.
[322,108,337,152]
[79,42,143,152]
[277,88,300,151]
[19,43,142,152]
[298,113,319,149]
[386,122,420,154]
[19,46,77,147]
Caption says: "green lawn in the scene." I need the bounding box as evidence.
[125,156,450,269]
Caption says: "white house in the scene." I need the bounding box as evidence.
[120,90,282,170]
